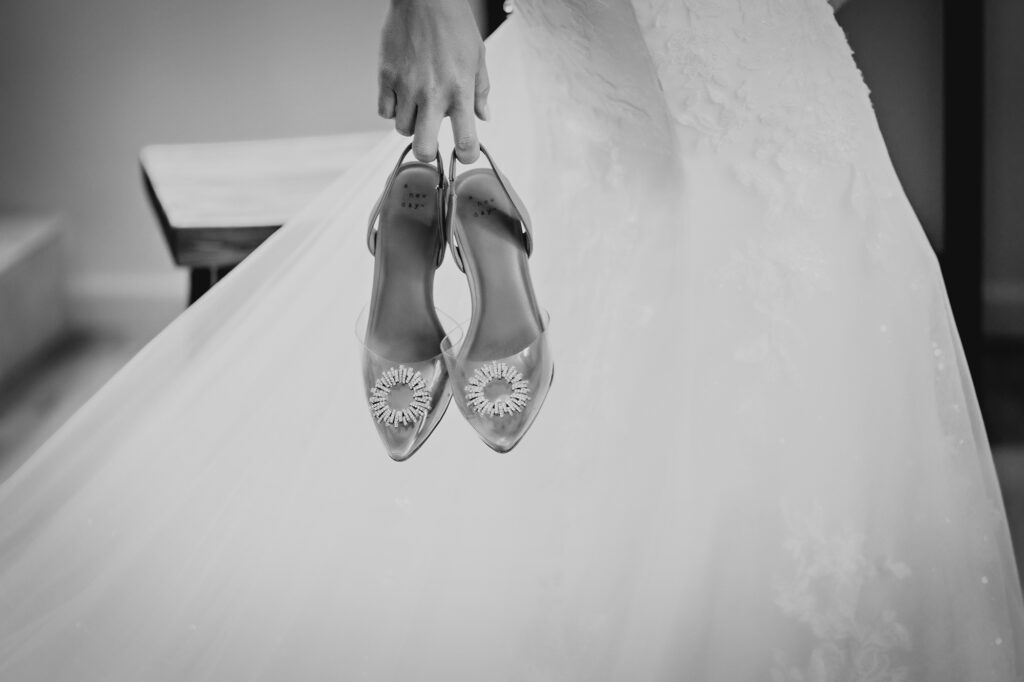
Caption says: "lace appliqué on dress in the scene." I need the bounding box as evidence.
[632,0,868,167]
[772,503,913,682]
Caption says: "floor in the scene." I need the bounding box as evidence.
[0,293,180,483]
[1,305,1024,566]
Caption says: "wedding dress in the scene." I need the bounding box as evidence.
[2,0,1022,679]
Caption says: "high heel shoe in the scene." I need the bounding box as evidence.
[441,145,553,453]
[359,143,451,461]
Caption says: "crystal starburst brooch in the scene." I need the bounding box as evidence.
[465,361,531,418]
[369,365,431,427]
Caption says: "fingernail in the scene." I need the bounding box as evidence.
[482,103,491,121]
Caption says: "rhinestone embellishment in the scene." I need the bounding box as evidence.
[465,361,531,417]
[369,365,431,427]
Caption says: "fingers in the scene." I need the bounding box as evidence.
[412,103,443,162]
[450,103,480,164]
[394,93,416,138]
[474,60,491,121]
[378,68,398,120]
[377,88,397,120]
[382,74,485,164]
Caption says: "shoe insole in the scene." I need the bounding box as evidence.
[453,170,544,361]
[366,164,446,362]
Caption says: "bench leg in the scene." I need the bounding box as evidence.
[189,265,235,305]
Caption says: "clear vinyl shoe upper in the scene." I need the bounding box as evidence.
[441,311,553,453]
[442,144,553,453]
[356,308,452,462]
[359,144,451,461]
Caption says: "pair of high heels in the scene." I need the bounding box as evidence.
[359,142,553,461]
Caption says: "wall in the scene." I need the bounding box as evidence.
[0,0,394,302]
[984,0,1024,336]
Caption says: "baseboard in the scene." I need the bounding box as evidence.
[67,271,187,340]
[0,215,67,385]
[986,280,1024,338]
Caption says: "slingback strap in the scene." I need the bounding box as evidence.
[446,143,533,273]
[367,143,448,268]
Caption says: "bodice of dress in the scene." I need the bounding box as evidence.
[508,0,902,310]
[512,0,872,171]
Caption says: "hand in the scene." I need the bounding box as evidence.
[378,0,490,163]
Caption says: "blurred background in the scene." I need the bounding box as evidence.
[0,0,1020,531]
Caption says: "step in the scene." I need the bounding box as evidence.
[0,215,67,386]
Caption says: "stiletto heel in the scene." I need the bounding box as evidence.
[359,143,451,461]
[441,145,553,452]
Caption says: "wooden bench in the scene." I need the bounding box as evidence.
[141,132,384,303]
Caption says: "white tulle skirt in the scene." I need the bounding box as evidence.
[2,2,1023,680]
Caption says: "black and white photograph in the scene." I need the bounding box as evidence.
[1,0,1023,678]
